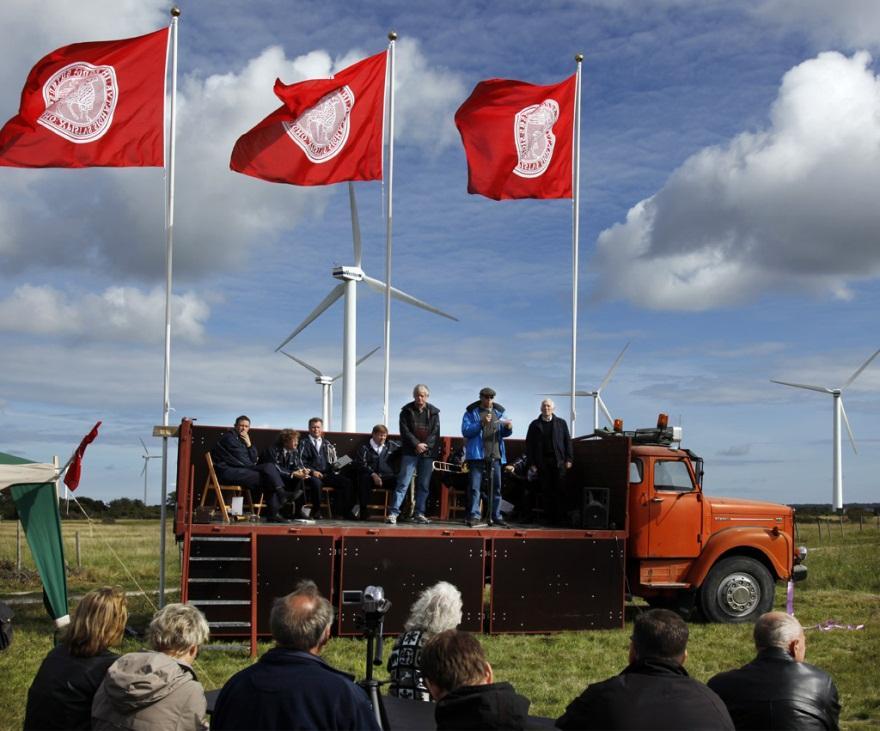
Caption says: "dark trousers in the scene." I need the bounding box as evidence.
[305,473,354,517]
[537,459,566,524]
[357,473,396,518]
[218,463,287,518]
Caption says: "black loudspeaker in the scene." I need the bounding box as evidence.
[581,487,609,529]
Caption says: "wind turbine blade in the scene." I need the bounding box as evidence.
[770,379,833,395]
[362,274,458,321]
[281,351,324,378]
[330,346,382,382]
[597,395,614,426]
[843,348,880,389]
[597,342,630,392]
[349,182,362,268]
[139,437,149,455]
[543,391,594,397]
[275,283,345,352]
[839,400,858,455]
[140,462,146,477]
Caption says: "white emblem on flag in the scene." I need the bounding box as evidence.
[37,62,118,143]
[284,85,355,163]
[513,99,560,178]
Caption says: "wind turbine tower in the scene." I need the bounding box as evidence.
[139,438,161,505]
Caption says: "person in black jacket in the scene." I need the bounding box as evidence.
[260,429,310,518]
[708,612,840,730]
[525,399,572,525]
[298,417,356,519]
[354,424,400,520]
[556,608,734,731]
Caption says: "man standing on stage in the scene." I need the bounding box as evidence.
[387,384,440,525]
[461,387,513,528]
[525,399,573,525]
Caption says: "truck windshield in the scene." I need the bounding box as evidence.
[654,460,694,492]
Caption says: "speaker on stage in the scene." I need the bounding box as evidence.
[581,487,609,529]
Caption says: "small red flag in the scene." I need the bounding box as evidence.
[230,50,387,186]
[63,421,101,492]
[455,75,576,200]
[0,28,169,168]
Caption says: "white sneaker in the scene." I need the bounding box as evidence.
[385,514,397,525]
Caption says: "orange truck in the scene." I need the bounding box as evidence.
[575,415,808,622]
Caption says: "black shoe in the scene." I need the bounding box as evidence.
[290,488,304,502]
[493,519,510,528]
[268,516,291,524]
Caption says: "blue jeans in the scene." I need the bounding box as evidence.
[468,459,503,521]
[389,454,433,516]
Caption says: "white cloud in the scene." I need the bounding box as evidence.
[594,51,880,310]
[0,284,209,342]
[752,0,880,52]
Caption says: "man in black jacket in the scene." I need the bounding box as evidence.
[708,612,840,730]
[354,424,399,520]
[525,399,572,524]
[556,609,734,730]
[298,417,356,519]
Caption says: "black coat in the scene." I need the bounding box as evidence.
[556,658,734,731]
[399,402,441,457]
[260,444,305,478]
[526,415,572,470]
[298,436,336,473]
[211,430,258,470]
[435,682,531,731]
[707,648,840,730]
[354,439,400,478]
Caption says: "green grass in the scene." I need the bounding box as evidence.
[1,519,878,729]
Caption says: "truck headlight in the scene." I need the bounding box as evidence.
[796,546,808,562]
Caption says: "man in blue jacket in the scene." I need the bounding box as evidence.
[461,387,513,528]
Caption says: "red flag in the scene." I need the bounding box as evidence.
[63,421,101,492]
[0,28,169,168]
[230,50,387,186]
[455,75,576,200]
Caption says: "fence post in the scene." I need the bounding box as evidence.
[75,531,81,569]
[816,517,821,541]
[839,513,844,538]
[859,513,863,531]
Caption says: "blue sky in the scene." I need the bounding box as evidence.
[1,0,878,507]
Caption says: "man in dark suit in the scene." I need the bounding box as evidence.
[525,399,572,524]
[354,424,399,521]
[298,417,355,520]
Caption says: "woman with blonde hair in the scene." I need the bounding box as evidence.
[24,587,128,730]
[387,581,463,701]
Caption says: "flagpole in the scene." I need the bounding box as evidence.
[570,54,583,436]
[158,6,179,609]
[382,32,397,426]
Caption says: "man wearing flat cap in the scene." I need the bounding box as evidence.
[461,387,513,528]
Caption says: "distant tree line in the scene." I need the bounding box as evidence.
[0,493,174,521]
[791,503,879,519]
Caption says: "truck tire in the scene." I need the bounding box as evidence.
[700,556,774,623]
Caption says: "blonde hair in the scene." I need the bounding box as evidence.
[148,603,210,654]
[63,587,127,658]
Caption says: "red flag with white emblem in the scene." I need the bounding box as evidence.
[230,50,387,186]
[455,75,576,200]
[0,28,169,168]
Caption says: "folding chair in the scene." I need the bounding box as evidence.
[201,452,256,523]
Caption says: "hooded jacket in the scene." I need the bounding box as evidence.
[91,651,207,731]
[435,681,531,730]
[461,401,512,463]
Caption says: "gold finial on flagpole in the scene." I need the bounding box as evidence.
[170,6,181,17]
[388,31,398,41]
[575,53,584,63]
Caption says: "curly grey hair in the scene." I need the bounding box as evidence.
[148,603,210,654]
[404,581,463,635]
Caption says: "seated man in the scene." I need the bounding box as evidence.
[354,424,400,520]
[708,612,841,730]
[260,429,310,518]
[420,629,531,730]
[211,580,379,731]
[298,417,356,520]
[556,608,734,730]
[210,415,290,523]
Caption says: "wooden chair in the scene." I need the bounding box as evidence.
[201,453,256,523]
[320,486,335,518]
[366,486,390,519]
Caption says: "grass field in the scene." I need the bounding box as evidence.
[1,517,878,729]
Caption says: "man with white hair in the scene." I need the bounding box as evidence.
[708,612,840,730]
[525,398,572,524]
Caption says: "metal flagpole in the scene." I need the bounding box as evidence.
[570,54,583,436]
[158,7,180,608]
[382,32,397,426]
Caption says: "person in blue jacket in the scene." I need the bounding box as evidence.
[461,387,513,527]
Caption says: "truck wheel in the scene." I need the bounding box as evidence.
[700,557,774,623]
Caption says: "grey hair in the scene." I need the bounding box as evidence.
[754,612,803,651]
[271,579,335,651]
[541,399,555,409]
[404,581,463,635]
[148,603,209,654]
[413,384,430,398]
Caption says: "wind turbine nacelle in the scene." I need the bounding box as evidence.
[333,266,364,281]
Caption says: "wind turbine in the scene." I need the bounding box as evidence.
[544,343,629,434]
[275,182,457,431]
[771,347,880,511]
[139,438,161,506]
[281,346,381,430]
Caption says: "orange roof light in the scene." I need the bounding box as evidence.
[657,413,669,429]
[613,418,624,432]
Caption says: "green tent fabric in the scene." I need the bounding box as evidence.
[0,451,70,627]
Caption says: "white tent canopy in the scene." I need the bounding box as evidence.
[0,462,57,492]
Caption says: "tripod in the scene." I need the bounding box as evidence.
[357,608,390,731]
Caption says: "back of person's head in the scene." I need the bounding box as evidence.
[270,579,334,651]
[631,608,689,663]
[63,587,127,658]
[421,629,490,696]
[148,603,210,656]
[405,581,463,635]
[754,612,803,651]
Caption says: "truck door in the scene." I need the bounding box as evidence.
[646,458,702,558]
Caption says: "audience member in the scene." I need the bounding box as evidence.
[556,608,734,730]
[211,415,291,523]
[212,579,379,730]
[260,429,310,518]
[708,612,840,730]
[420,629,531,730]
[24,587,127,730]
[388,384,441,525]
[354,424,400,520]
[525,399,573,524]
[92,603,209,731]
[298,417,357,520]
[387,581,463,701]
[461,387,513,528]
